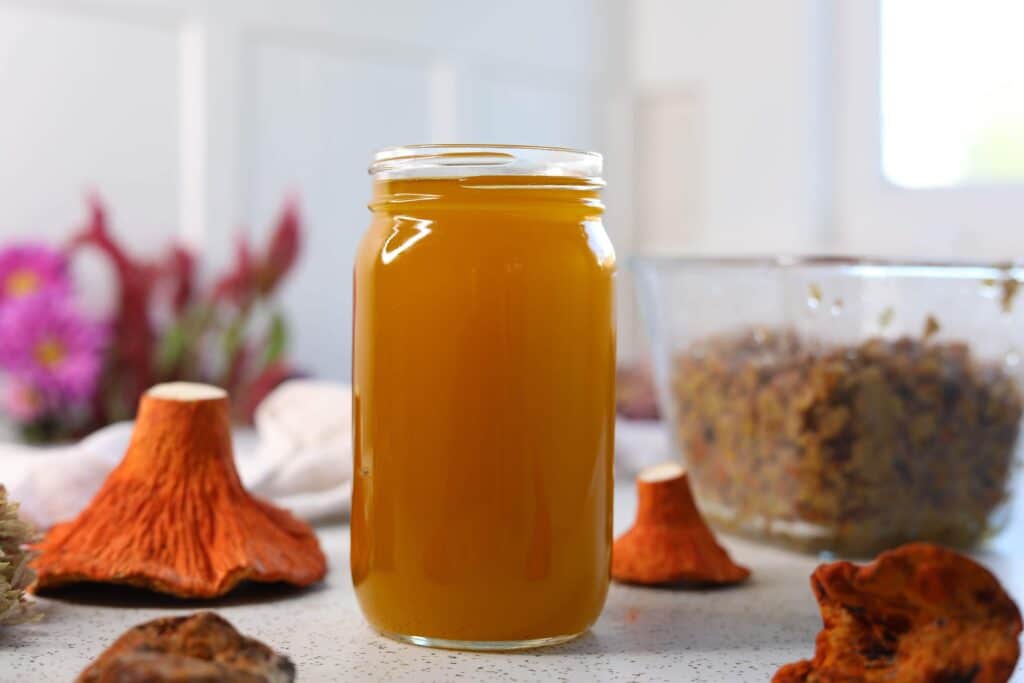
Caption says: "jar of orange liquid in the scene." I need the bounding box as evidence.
[351,145,616,650]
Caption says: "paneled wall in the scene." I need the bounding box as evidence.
[0,0,622,378]
[0,2,184,248]
[630,0,831,255]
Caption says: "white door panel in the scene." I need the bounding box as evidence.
[475,75,591,149]
[0,2,181,251]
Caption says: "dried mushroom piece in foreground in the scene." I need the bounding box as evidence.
[0,486,37,625]
[33,382,326,598]
[77,611,295,683]
[774,543,1022,683]
[612,462,749,586]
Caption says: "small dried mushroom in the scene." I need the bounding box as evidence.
[33,382,326,598]
[774,543,1022,683]
[78,611,295,683]
[612,462,749,586]
[0,486,36,624]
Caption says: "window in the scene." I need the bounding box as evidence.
[835,0,1024,259]
[881,0,1024,188]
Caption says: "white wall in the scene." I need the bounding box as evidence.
[617,0,848,361]
[629,0,831,257]
[0,2,183,252]
[8,1,1021,373]
[17,0,944,370]
[0,0,621,379]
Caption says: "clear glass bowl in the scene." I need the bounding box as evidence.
[635,256,1024,555]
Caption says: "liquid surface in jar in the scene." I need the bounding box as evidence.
[351,175,616,642]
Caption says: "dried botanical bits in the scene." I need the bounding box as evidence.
[0,487,37,625]
[672,329,1022,554]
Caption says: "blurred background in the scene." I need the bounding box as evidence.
[2,0,1023,385]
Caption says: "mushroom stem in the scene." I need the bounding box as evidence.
[146,382,227,401]
[634,462,700,525]
[612,462,749,586]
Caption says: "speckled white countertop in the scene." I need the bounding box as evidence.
[3,480,1022,682]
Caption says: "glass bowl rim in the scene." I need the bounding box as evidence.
[631,254,1024,277]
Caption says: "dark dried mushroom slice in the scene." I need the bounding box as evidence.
[77,611,295,683]
[774,543,1022,682]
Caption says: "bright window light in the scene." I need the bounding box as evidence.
[882,0,1024,188]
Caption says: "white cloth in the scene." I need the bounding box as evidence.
[248,379,353,521]
[0,380,354,529]
[1,379,665,531]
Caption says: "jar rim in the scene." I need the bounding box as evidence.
[369,144,603,181]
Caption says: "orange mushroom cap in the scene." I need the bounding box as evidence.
[32,383,327,598]
[773,543,1022,682]
[612,462,749,586]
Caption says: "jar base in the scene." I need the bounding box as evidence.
[380,630,585,651]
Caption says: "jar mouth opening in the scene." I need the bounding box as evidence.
[369,144,603,182]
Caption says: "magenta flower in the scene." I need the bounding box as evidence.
[3,379,44,422]
[0,244,71,305]
[0,297,108,410]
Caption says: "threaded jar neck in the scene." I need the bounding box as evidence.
[369,144,603,184]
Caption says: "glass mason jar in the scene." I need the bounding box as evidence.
[351,145,616,650]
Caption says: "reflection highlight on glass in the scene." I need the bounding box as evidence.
[381,216,432,265]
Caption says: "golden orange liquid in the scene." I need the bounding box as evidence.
[351,175,616,643]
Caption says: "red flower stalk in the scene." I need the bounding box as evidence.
[214,198,301,307]
[213,239,258,308]
[61,194,301,431]
[163,246,196,314]
[259,197,301,295]
[69,198,171,410]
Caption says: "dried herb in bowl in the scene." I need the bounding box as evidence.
[672,328,1023,554]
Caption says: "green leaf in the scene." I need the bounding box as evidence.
[222,317,246,359]
[264,312,288,365]
[156,321,189,375]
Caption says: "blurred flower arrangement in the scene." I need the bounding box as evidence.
[0,196,302,442]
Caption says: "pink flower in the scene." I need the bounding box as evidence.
[0,244,71,305]
[0,297,108,409]
[3,379,44,422]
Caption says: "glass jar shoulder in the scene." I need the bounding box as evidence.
[358,206,614,275]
